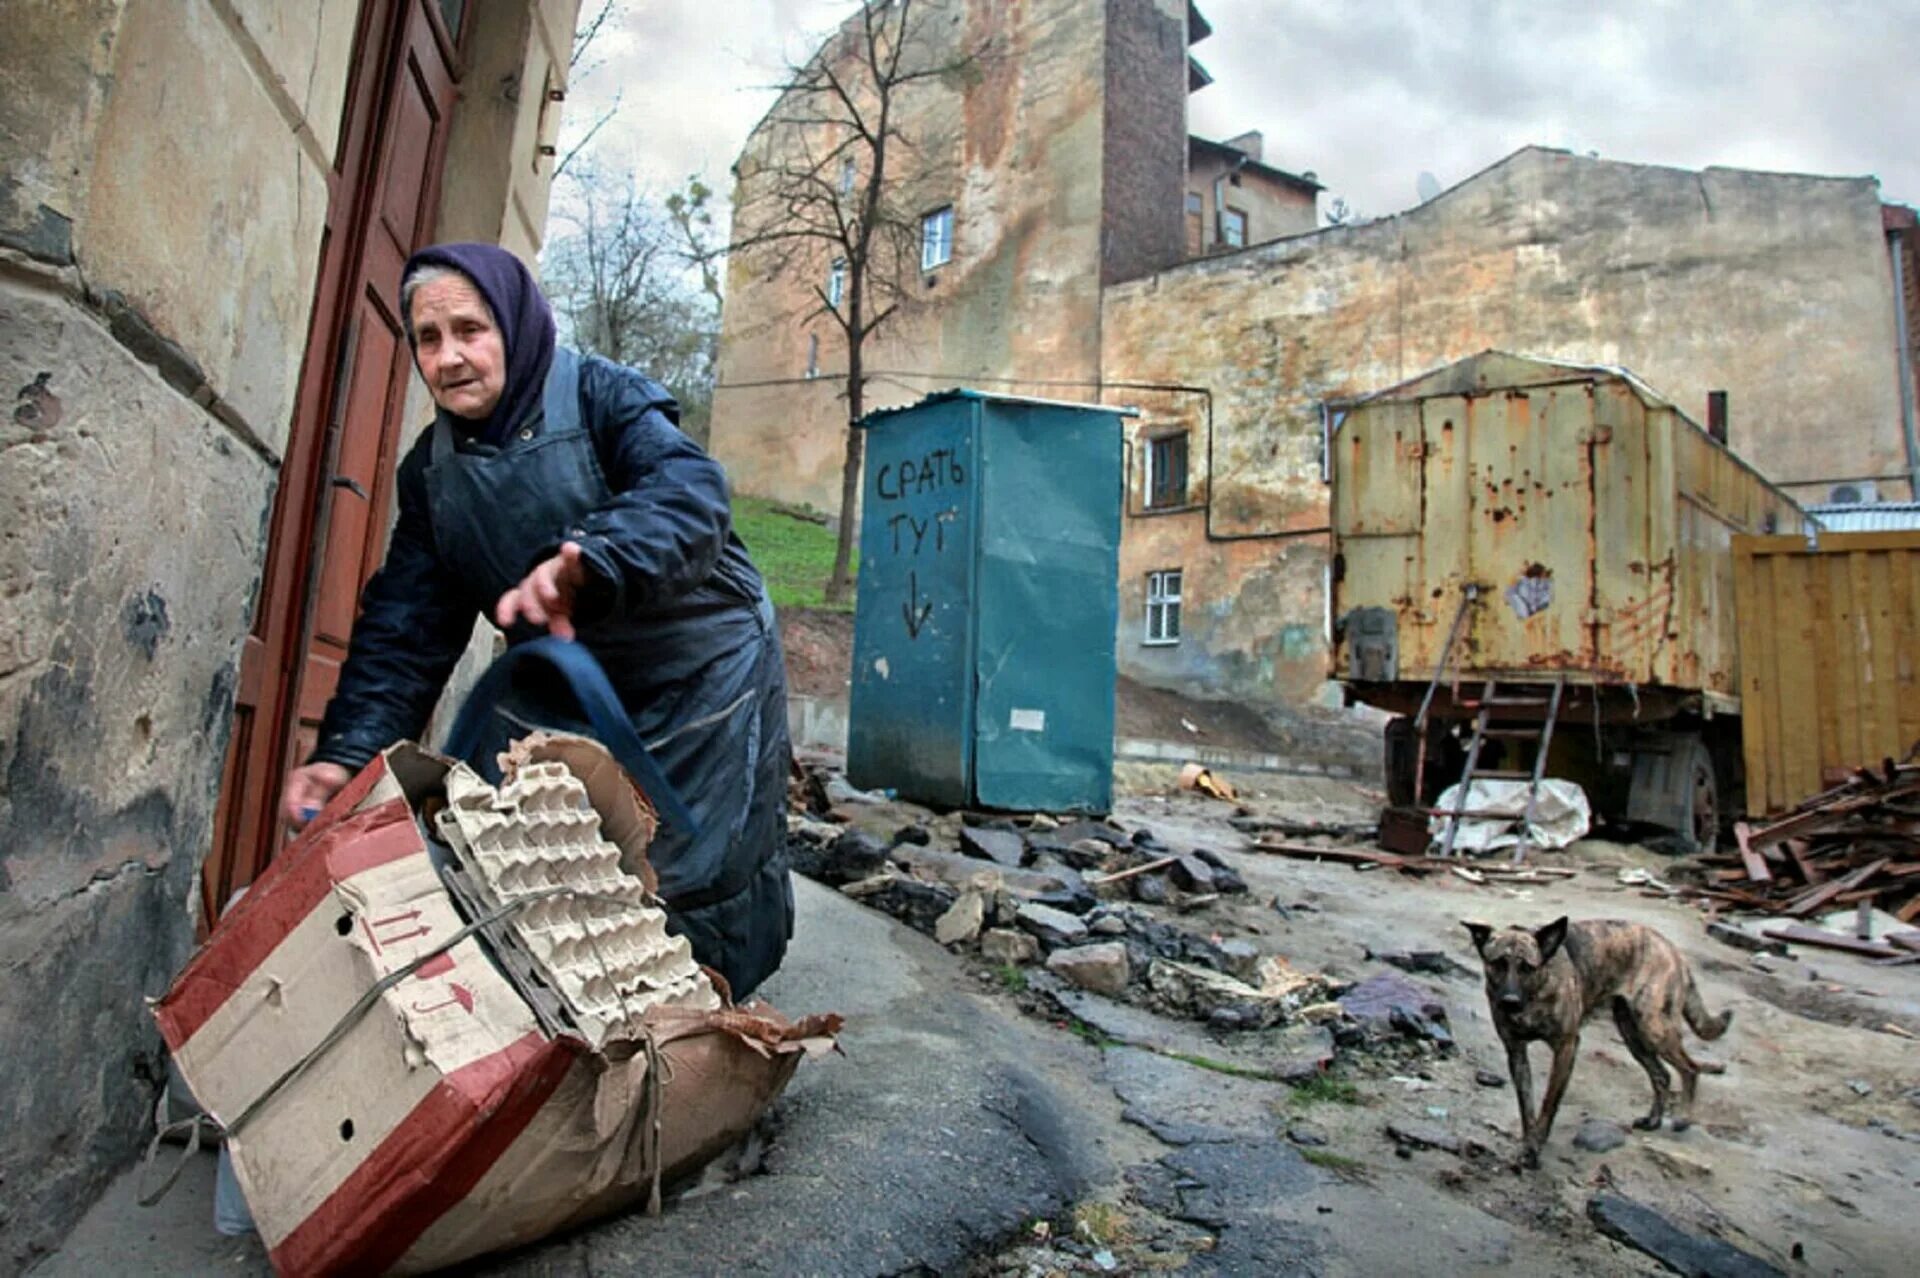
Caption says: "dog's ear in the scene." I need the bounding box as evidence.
[1533,916,1570,965]
[1463,921,1494,954]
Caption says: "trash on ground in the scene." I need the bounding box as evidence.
[1426,778,1591,854]
[1177,762,1237,801]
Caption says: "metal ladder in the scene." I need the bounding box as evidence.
[1436,674,1567,860]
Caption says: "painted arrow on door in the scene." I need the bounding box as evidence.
[902,570,933,639]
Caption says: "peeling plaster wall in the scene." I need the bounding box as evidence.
[1102,147,1907,742]
[711,0,1119,514]
[0,1,333,1262]
[0,2,579,1264]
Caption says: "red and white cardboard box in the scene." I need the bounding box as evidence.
[156,743,835,1276]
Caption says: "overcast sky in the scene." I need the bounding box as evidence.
[561,0,1920,222]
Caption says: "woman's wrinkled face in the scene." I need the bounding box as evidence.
[410,274,506,419]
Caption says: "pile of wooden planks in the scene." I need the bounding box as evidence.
[1686,760,1920,928]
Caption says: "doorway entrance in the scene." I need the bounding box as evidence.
[203,0,465,920]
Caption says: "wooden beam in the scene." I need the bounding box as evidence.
[1761,924,1901,959]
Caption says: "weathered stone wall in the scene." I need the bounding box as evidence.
[0,1,575,1263]
[0,0,329,1259]
[712,0,1115,514]
[1102,147,1908,730]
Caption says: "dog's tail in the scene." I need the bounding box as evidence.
[1683,976,1732,1042]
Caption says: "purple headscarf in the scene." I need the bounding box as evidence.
[403,242,556,448]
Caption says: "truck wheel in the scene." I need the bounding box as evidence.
[1682,737,1720,854]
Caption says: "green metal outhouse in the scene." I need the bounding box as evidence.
[847,390,1127,812]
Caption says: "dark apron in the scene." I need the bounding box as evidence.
[423,349,793,998]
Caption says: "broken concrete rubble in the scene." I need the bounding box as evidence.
[935,890,987,945]
[1384,1120,1465,1155]
[1586,1193,1784,1277]
[1046,942,1132,996]
[1017,902,1091,948]
[981,927,1041,965]
[1168,856,1216,893]
[961,826,1028,868]
[1146,956,1333,1030]
[786,827,889,885]
[1336,971,1454,1050]
[840,873,959,935]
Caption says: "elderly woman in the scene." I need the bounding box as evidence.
[279,242,792,998]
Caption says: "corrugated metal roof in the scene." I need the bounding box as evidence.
[1807,502,1920,532]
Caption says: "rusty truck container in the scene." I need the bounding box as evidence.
[1330,351,1808,842]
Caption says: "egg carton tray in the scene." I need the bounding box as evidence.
[434,760,718,1048]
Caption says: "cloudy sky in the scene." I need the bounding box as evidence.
[562,0,1920,221]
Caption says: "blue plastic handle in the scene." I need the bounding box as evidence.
[443,636,699,837]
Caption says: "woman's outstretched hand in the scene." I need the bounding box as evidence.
[281,761,352,830]
[496,540,590,640]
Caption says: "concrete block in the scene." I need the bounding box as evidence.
[1046,941,1131,997]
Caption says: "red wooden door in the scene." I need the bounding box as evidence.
[205,0,465,920]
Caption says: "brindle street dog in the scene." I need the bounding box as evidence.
[1464,917,1732,1167]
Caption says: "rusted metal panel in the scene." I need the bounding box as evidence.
[1332,352,1806,703]
[1735,530,1920,814]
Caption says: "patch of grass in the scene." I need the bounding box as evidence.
[1065,1018,1116,1048]
[1072,1200,1132,1246]
[994,962,1029,993]
[1162,1051,1279,1082]
[1299,1148,1369,1178]
[1287,1074,1362,1108]
[732,495,856,611]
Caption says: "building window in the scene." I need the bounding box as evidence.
[1143,432,1189,510]
[827,258,845,309]
[839,155,857,195]
[1146,570,1183,645]
[805,332,819,379]
[921,205,954,270]
[1221,207,1247,249]
[1185,191,1203,215]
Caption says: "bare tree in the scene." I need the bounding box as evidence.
[556,0,623,178]
[727,0,985,604]
[1323,196,1367,227]
[543,165,720,442]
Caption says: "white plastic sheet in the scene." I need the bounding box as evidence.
[1428,778,1591,853]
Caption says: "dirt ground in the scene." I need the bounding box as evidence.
[779,606,856,699]
[809,757,1920,1274]
[1104,767,1920,1274]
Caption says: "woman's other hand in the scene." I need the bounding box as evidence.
[281,761,353,830]
[496,540,590,640]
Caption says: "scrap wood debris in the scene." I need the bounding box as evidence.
[1682,759,1920,927]
[1249,839,1578,883]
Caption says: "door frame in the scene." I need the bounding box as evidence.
[204,0,466,921]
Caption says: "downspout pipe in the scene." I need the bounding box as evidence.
[1889,227,1920,497]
